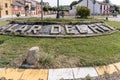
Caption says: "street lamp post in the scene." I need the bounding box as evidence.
[56,0,60,18]
[93,0,96,18]
[87,0,88,7]
[41,0,43,21]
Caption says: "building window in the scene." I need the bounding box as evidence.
[100,5,102,10]
[5,3,8,8]
[15,6,18,10]
[21,7,24,10]
[14,11,16,15]
[104,5,106,10]
[6,10,8,15]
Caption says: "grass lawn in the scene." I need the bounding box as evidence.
[105,20,120,29]
[0,20,9,26]
[0,20,120,68]
[11,17,102,22]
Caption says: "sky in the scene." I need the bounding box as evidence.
[36,0,120,6]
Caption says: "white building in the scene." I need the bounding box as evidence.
[70,0,111,15]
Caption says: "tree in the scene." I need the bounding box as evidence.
[76,6,90,18]
[16,13,20,17]
[70,1,78,9]
[43,6,48,15]
[53,7,57,13]
[48,6,53,14]
[78,0,83,3]
[48,6,53,11]
[24,5,29,16]
[103,0,110,3]
[113,5,120,14]
[59,6,64,11]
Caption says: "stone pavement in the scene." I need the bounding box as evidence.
[0,68,48,80]
[1,62,120,80]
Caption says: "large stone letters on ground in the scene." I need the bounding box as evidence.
[5,24,18,32]
[76,25,88,34]
[14,25,28,33]
[0,22,116,37]
[26,25,41,34]
[0,24,12,32]
[96,23,110,31]
[65,25,75,35]
[51,25,61,35]
[88,24,104,33]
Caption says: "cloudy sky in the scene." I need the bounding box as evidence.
[36,0,119,6]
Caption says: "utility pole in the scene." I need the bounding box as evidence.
[24,0,27,16]
[87,0,88,7]
[93,0,96,18]
[56,0,60,18]
[41,0,43,21]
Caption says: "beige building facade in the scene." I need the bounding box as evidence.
[0,0,12,18]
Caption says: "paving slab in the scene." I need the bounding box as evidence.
[0,68,25,80]
[72,67,98,78]
[113,62,120,71]
[0,68,48,80]
[95,64,118,75]
[21,69,48,80]
[48,68,74,80]
[0,68,2,71]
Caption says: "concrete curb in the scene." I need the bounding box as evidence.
[48,67,98,80]
[0,62,120,80]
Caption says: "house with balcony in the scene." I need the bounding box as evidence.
[11,0,25,17]
[25,0,41,16]
[70,0,111,15]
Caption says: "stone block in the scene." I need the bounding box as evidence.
[21,46,39,68]
[29,46,39,53]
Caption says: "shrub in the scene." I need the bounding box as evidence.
[76,6,90,18]
[16,13,20,17]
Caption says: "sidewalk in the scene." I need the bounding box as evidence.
[0,62,120,80]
